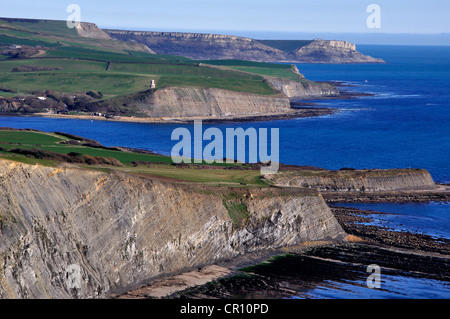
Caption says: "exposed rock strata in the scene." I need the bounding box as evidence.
[264,169,438,192]
[75,22,112,40]
[75,22,156,54]
[128,78,338,118]
[130,87,291,118]
[105,30,384,64]
[290,40,384,63]
[264,77,339,98]
[0,159,345,298]
[104,30,286,61]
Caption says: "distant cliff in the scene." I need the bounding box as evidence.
[104,30,285,61]
[129,87,291,118]
[290,40,384,64]
[127,79,338,119]
[264,169,438,192]
[76,22,112,40]
[0,159,345,298]
[264,76,339,98]
[75,22,156,54]
[105,30,384,64]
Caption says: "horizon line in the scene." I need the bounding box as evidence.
[1,16,449,37]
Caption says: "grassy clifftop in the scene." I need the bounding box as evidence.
[0,18,310,117]
[264,168,438,192]
[0,129,438,193]
[0,129,268,187]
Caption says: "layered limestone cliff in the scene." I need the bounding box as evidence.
[0,159,345,298]
[104,30,287,61]
[264,77,339,98]
[128,78,338,119]
[197,63,339,99]
[291,40,385,64]
[129,87,292,118]
[75,22,112,40]
[75,23,156,54]
[104,30,384,64]
[265,169,438,192]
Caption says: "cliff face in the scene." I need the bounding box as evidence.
[76,22,112,40]
[291,40,385,64]
[0,98,16,112]
[265,169,438,192]
[128,79,338,119]
[104,30,286,61]
[130,87,292,118]
[264,77,339,98]
[0,160,345,298]
[105,30,384,64]
[75,23,156,54]
[196,63,339,99]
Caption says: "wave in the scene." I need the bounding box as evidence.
[369,92,424,99]
[293,108,368,121]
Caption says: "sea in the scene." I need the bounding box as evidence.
[0,45,449,298]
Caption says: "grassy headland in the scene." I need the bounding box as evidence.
[0,18,305,117]
[0,129,267,187]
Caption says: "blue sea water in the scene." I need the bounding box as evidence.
[0,45,449,298]
[1,45,449,220]
[288,44,450,183]
[1,46,449,182]
[295,274,450,299]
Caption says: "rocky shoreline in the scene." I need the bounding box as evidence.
[322,188,450,203]
[159,201,449,299]
[28,107,334,124]
[330,206,450,255]
[1,81,379,124]
[116,190,450,299]
[111,160,450,299]
[167,243,449,299]
[15,89,374,124]
[122,181,450,299]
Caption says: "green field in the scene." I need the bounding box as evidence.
[0,18,304,103]
[0,18,78,36]
[0,130,171,164]
[157,75,274,95]
[200,60,304,81]
[0,129,267,186]
[0,53,274,99]
[0,72,151,98]
[224,66,302,81]
[0,58,108,73]
[0,130,64,144]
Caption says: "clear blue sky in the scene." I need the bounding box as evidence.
[1,0,449,35]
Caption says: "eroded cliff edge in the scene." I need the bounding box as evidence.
[127,79,338,119]
[264,168,450,203]
[0,159,345,298]
[265,169,438,192]
[105,30,384,64]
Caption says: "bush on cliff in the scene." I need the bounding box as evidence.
[9,148,123,166]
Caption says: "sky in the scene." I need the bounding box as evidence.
[1,0,449,44]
